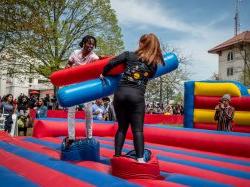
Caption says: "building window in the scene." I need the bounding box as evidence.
[227,67,234,76]
[38,79,48,84]
[227,51,233,61]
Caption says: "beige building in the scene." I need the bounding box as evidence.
[208,31,250,84]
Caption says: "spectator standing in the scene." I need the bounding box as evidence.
[17,96,30,136]
[35,99,48,118]
[214,94,235,131]
[0,94,15,133]
[92,99,105,120]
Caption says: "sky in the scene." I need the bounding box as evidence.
[110,0,250,81]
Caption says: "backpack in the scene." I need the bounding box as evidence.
[17,116,27,128]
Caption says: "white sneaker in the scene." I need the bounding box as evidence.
[137,157,146,163]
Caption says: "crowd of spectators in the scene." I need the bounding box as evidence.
[1,92,236,136]
[0,93,50,136]
[0,93,118,135]
[145,102,184,115]
[0,93,184,136]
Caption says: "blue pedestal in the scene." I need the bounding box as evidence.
[61,138,100,161]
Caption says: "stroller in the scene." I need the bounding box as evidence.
[0,107,9,131]
[0,106,18,136]
[0,113,6,130]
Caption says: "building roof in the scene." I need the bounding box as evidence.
[208,31,250,54]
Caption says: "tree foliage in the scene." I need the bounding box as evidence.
[0,0,124,79]
[239,44,250,86]
[145,44,190,105]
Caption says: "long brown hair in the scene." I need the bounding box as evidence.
[135,33,164,66]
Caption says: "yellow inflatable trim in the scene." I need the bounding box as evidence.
[194,109,250,125]
[194,82,241,96]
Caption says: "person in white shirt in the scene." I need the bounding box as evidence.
[92,99,105,120]
[65,35,99,148]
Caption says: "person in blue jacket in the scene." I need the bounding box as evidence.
[35,99,48,118]
[0,94,15,133]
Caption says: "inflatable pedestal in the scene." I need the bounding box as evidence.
[111,149,161,179]
[61,138,100,161]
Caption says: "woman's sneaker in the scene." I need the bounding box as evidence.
[137,157,146,163]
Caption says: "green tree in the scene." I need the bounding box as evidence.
[0,0,124,79]
[239,44,250,86]
[0,0,37,52]
[173,91,183,104]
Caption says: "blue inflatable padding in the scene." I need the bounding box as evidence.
[154,53,179,77]
[0,166,38,187]
[61,138,100,161]
[184,81,195,128]
[58,75,121,107]
[166,174,232,187]
[57,52,179,107]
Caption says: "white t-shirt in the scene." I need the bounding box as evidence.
[68,49,99,66]
[92,104,105,120]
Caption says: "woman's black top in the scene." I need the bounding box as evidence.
[102,51,157,92]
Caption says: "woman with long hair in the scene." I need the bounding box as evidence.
[100,33,164,163]
[0,94,15,133]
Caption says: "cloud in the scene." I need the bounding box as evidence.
[172,38,218,80]
[110,0,195,33]
[110,0,233,80]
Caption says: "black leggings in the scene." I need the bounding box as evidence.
[4,115,13,133]
[113,86,145,158]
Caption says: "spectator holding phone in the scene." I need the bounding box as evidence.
[214,94,235,131]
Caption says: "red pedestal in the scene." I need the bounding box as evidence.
[111,154,161,179]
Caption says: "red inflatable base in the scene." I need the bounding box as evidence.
[111,154,161,180]
[194,123,250,133]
